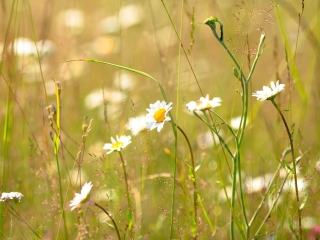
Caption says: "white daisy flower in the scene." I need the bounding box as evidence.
[0,192,23,202]
[252,80,285,101]
[145,100,172,132]
[125,115,147,136]
[186,94,222,112]
[103,135,132,154]
[70,182,93,211]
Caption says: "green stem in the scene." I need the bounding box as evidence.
[196,112,234,159]
[270,98,302,239]
[0,0,16,234]
[118,151,133,236]
[73,58,178,239]
[248,160,283,236]
[170,140,177,240]
[175,124,198,239]
[254,155,303,238]
[160,0,203,96]
[53,83,68,240]
[197,194,215,234]
[94,202,121,240]
[205,18,267,239]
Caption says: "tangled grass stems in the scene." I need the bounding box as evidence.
[0,0,17,233]
[68,58,179,239]
[270,98,302,239]
[175,124,198,238]
[93,202,121,240]
[118,151,134,237]
[51,82,69,239]
[6,204,42,239]
[205,17,266,239]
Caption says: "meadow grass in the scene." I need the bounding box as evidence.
[0,0,319,239]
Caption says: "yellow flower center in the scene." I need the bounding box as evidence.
[112,141,123,149]
[154,108,166,123]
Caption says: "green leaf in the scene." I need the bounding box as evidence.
[283,160,293,172]
[274,6,307,103]
[291,123,295,139]
[189,167,195,182]
[195,157,205,172]
[282,148,292,160]
[288,218,299,240]
[300,194,308,210]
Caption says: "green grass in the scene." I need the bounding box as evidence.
[0,0,319,239]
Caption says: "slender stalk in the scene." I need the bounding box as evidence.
[53,82,69,240]
[205,18,267,239]
[270,98,302,239]
[160,0,204,96]
[248,161,283,237]
[197,194,215,234]
[118,152,133,236]
[253,156,302,238]
[170,149,177,240]
[175,124,198,238]
[0,0,17,233]
[72,57,178,240]
[93,202,121,240]
[7,204,42,239]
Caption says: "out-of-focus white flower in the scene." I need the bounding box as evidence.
[113,71,136,91]
[8,38,37,56]
[8,38,56,58]
[69,169,88,186]
[37,39,56,57]
[230,116,248,130]
[98,4,143,34]
[103,135,131,154]
[245,174,273,194]
[219,186,232,202]
[119,4,143,29]
[145,100,172,132]
[186,94,221,112]
[126,115,147,136]
[58,9,85,35]
[84,89,126,109]
[252,80,285,101]
[98,16,119,34]
[94,188,118,202]
[283,177,306,193]
[70,182,93,211]
[0,192,23,202]
[197,130,220,149]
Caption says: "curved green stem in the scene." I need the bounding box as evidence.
[175,124,198,238]
[73,58,179,238]
[194,112,234,159]
[270,98,302,239]
[94,202,121,240]
[118,152,133,236]
[53,83,68,240]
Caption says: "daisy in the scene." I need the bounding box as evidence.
[70,182,93,211]
[252,80,285,101]
[145,100,172,132]
[125,115,147,136]
[186,94,222,112]
[103,135,131,154]
[0,192,23,202]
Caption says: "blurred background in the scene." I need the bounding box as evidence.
[0,0,320,239]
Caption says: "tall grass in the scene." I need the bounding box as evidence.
[0,0,319,239]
